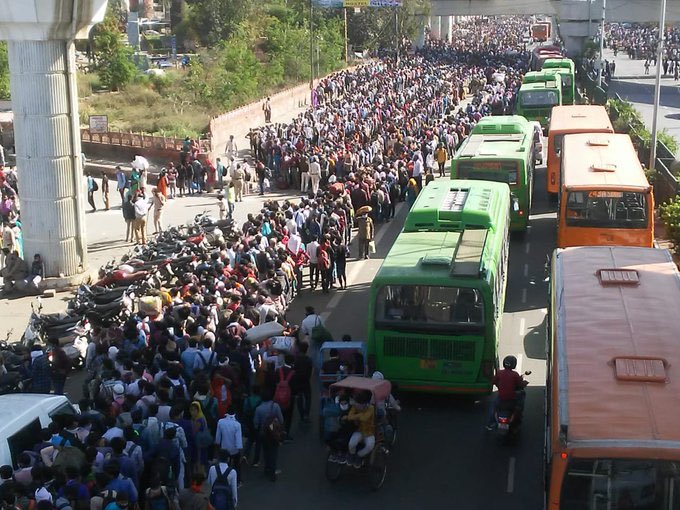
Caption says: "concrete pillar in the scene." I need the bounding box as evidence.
[8,41,88,278]
[429,15,441,39]
[440,15,452,43]
[0,1,106,281]
[414,15,427,48]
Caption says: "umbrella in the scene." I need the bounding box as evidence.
[356,205,373,216]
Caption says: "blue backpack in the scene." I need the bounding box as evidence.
[209,465,234,510]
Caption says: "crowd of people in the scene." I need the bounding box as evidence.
[606,22,680,79]
[0,15,534,510]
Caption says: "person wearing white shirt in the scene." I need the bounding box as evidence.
[300,306,324,345]
[207,451,238,507]
[305,238,319,290]
[412,154,424,190]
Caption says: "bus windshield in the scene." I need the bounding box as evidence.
[565,191,648,229]
[458,160,518,185]
[375,285,484,332]
[560,458,680,509]
[520,90,559,106]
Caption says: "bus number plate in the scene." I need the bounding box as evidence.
[420,359,436,369]
[442,361,463,375]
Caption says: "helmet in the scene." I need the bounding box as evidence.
[503,355,517,370]
[372,371,384,380]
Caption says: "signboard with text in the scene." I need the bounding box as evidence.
[89,115,108,134]
[312,0,402,7]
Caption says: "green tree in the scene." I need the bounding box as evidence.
[0,42,9,100]
[92,8,138,90]
[186,0,254,46]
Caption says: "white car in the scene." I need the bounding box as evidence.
[530,121,544,165]
[0,394,79,467]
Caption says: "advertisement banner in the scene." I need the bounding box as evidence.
[312,0,401,7]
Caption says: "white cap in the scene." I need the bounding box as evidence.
[113,384,125,396]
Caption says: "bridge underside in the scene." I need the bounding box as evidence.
[432,0,680,23]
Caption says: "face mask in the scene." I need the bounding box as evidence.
[339,403,349,411]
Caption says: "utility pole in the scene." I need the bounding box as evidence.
[344,8,349,64]
[309,0,314,90]
[395,7,400,64]
[650,0,668,171]
[597,0,606,87]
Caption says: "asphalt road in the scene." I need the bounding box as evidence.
[246,166,553,508]
[62,165,556,510]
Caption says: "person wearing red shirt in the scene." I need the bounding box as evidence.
[486,355,527,430]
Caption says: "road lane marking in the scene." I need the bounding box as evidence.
[326,292,342,310]
[519,318,526,337]
[523,264,529,278]
[507,456,516,493]
[521,288,527,304]
[525,242,530,254]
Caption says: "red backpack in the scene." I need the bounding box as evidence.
[273,368,294,410]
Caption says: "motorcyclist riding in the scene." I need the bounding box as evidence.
[486,355,528,430]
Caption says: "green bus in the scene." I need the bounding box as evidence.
[367,180,511,394]
[515,76,562,130]
[451,115,534,231]
[542,58,575,105]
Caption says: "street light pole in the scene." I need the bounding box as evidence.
[650,0,667,171]
[597,0,606,87]
[309,0,314,91]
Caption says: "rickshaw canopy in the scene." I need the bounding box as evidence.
[330,376,392,402]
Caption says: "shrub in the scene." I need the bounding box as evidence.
[660,195,680,255]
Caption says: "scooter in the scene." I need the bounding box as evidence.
[494,371,531,441]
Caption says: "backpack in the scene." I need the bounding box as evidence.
[152,449,173,486]
[198,396,218,435]
[209,465,235,510]
[98,489,117,510]
[273,368,294,410]
[242,394,262,431]
[92,179,99,192]
[244,168,252,182]
[262,402,285,444]
[318,249,330,271]
[146,486,174,510]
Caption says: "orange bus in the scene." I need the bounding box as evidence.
[558,133,654,248]
[546,105,614,196]
[547,246,680,509]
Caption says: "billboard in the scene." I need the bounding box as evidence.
[313,0,402,6]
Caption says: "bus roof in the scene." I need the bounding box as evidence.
[561,133,650,191]
[404,180,510,231]
[542,58,575,71]
[548,105,613,135]
[518,80,561,92]
[376,226,496,284]
[523,70,560,84]
[472,115,530,136]
[554,246,680,448]
[456,133,531,160]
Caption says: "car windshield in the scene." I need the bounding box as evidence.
[565,190,648,229]
[561,458,680,509]
[520,90,559,106]
[375,285,484,333]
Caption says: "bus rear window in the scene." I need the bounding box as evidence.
[375,285,484,331]
[458,160,518,185]
[565,191,648,229]
[520,90,559,106]
[561,458,680,509]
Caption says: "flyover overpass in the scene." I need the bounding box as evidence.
[429,0,680,53]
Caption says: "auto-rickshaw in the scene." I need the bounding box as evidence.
[322,375,396,491]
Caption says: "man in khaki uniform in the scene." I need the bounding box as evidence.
[232,164,245,202]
